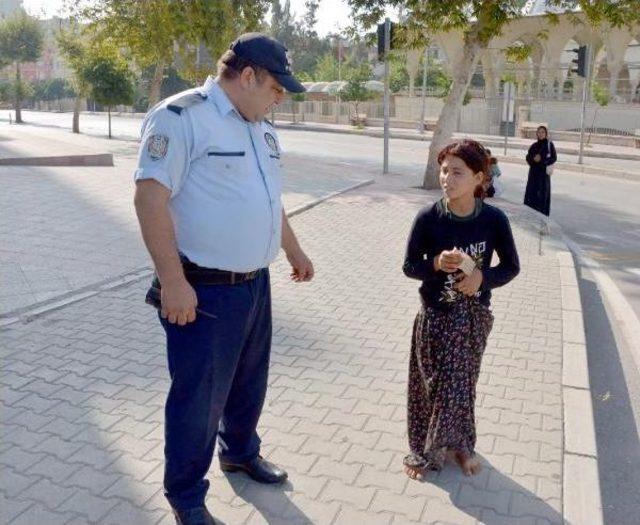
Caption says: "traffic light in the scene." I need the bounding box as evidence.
[570,45,588,78]
[377,21,396,61]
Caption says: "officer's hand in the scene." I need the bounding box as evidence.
[161,278,198,325]
[287,250,314,282]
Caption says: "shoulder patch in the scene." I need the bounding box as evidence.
[167,92,208,115]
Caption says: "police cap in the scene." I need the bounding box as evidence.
[230,32,305,93]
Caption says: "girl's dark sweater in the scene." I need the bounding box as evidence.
[403,199,520,309]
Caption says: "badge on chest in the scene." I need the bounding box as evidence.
[264,132,278,154]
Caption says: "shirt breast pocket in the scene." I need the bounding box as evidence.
[204,150,248,194]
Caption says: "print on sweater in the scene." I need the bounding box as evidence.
[439,241,486,304]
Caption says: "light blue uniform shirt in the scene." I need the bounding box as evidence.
[134,76,283,272]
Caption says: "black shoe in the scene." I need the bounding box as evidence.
[220,455,288,484]
[173,506,216,525]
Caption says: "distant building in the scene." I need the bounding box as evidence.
[0,0,23,20]
[1,11,72,83]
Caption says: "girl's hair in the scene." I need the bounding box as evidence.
[437,139,490,198]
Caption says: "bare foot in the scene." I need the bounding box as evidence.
[454,451,482,476]
[404,464,425,480]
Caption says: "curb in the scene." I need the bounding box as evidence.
[557,247,604,525]
[561,234,640,374]
[287,179,375,217]
[513,204,604,525]
[0,180,375,327]
[275,122,640,181]
[0,267,154,328]
[0,153,113,167]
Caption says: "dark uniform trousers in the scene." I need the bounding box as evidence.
[159,268,272,511]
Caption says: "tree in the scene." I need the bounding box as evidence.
[389,56,409,93]
[76,0,269,107]
[31,78,69,109]
[291,91,305,123]
[302,0,320,37]
[82,42,134,138]
[348,0,640,188]
[587,82,610,145]
[79,0,177,109]
[175,0,270,83]
[340,64,374,125]
[314,51,338,81]
[57,26,92,133]
[0,81,11,104]
[270,0,296,48]
[268,0,330,79]
[0,10,44,123]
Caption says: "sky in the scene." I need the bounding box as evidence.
[20,0,357,36]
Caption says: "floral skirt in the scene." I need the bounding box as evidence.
[404,299,494,471]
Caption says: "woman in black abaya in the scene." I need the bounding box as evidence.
[524,125,556,216]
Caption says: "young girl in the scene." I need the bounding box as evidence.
[402,139,520,479]
[483,149,503,198]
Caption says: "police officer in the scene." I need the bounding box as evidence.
[134,33,314,525]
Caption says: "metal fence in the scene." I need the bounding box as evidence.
[275,96,640,139]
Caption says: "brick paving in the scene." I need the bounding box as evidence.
[1,168,565,524]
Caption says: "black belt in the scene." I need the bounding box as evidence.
[145,258,262,309]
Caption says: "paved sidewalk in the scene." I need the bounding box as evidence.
[1,169,570,524]
[0,124,373,318]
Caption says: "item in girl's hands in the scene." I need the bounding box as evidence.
[456,249,476,276]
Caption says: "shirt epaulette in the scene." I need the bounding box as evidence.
[167,92,208,115]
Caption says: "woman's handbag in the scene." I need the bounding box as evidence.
[545,141,555,175]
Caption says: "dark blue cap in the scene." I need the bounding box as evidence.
[230,32,305,93]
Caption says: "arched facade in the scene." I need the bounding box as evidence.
[405,12,640,103]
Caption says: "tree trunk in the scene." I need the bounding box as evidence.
[108,106,112,139]
[72,96,82,133]
[423,36,483,189]
[147,59,166,110]
[14,62,23,124]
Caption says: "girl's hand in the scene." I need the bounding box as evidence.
[533,154,542,163]
[435,249,463,273]
[455,268,483,296]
